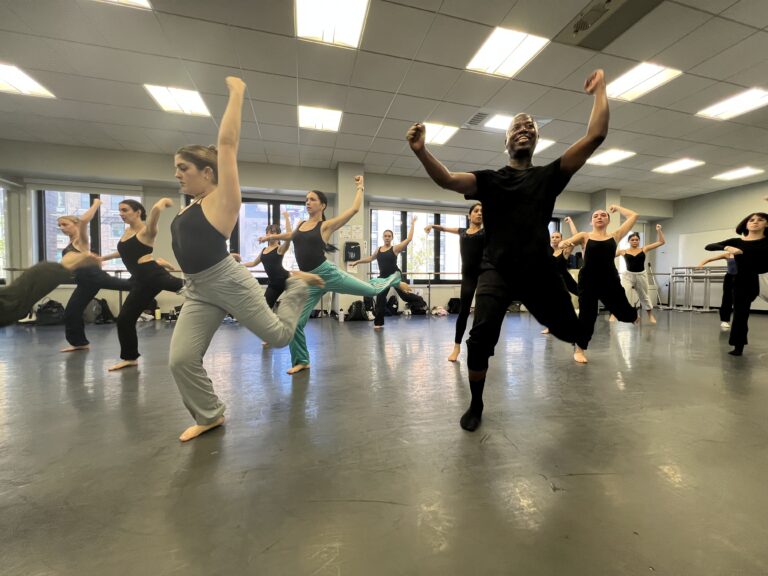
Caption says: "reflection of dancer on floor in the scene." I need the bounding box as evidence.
[705,211,768,356]
[542,215,579,334]
[58,199,134,352]
[168,76,323,442]
[425,203,484,361]
[260,176,402,374]
[350,216,422,329]
[696,252,736,330]
[409,68,610,430]
[615,224,665,324]
[559,205,639,360]
[100,198,184,371]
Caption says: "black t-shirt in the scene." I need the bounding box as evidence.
[467,158,571,268]
[458,227,485,275]
[706,237,768,276]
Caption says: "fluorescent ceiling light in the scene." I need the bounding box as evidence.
[423,123,459,145]
[484,114,514,131]
[144,85,210,116]
[92,0,152,8]
[586,149,636,166]
[295,0,369,48]
[607,62,682,101]
[652,158,705,174]
[712,167,765,181]
[697,88,768,120]
[467,27,549,78]
[0,64,55,98]
[299,105,342,131]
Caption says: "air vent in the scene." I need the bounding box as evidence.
[467,112,489,126]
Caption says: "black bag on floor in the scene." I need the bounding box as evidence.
[35,299,65,325]
[82,299,102,324]
[363,296,375,312]
[385,295,399,316]
[95,298,115,324]
[406,299,427,315]
[346,300,367,321]
[447,297,461,314]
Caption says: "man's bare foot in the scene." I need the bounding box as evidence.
[574,347,588,364]
[291,271,324,287]
[447,344,461,362]
[287,364,310,375]
[61,345,89,353]
[179,416,225,442]
[108,359,139,371]
[541,327,550,334]
[647,311,657,324]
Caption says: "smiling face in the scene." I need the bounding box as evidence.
[505,113,539,158]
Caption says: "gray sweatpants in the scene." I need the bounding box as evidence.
[169,256,308,425]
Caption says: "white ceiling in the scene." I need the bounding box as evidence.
[1,0,768,199]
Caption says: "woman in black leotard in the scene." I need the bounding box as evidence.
[425,203,484,361]
[615,224,665,324]
[351,216,422,329]
[541,216,579,335]
[58,199,133,352]
[100,198,183,371]
[239,212,293,310]
[560,204,639,363]
[705,211,768,356]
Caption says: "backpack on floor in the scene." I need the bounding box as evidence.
[363,296,375,312]
[346,300,367,321]
[447,297,461,314]
[35,299,65,326]
[406,299,427,315]
[95,298,115,324]
[82,299,102,324]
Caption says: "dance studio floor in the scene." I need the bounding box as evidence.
[2,310,768,575]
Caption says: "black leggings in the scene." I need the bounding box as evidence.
[577,271,637,350]
[466,263,581,372]
[729,274,759,348]
[264,280,287,309]
[65,266,133,346]
[117,262,183,360]
[455,272,479,344]
[561,268,579,296]
[0,262,73,327]
[720,273,734,323]
[374,282,425,326]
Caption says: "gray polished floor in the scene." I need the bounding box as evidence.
[2,310,767,575]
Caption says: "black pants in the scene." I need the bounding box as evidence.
[65,266,133,347]
[560,268,579,296]
[117,262,183,360]
[0,262,73,327]
[720,273,734,323]
[454,271,479,344]
[466,262,581,372]
[374,282,424,326]
[730,273,759,348]
[264,280,287,309]
[577,270,637,350]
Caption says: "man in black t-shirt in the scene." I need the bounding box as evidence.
[407,69,609,432]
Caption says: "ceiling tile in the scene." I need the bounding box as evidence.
[233,28,298,76]
[360,1,436,59]
[344,88,396,116]
[400,62,462,100]
[439,0,517,26]
[690,31,768,81]
[415,15,491,68]
[297,79,349,109]
[443,71,507,107]
[515,43,595,87]
[340,114,384,137]
[298,40,357,84]
[386,95,440,122]
[351,52,410,92]
[484,80,549,114]
[722,0,768,27]
[499,0,598,38]
[673,0,746,14]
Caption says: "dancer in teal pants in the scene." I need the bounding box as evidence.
[260,175,401,374]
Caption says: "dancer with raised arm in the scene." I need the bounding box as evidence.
[168,77,323,442]
[696,252,736,329]
[351,216,423,329]
[616,224,665,323]
[240,211,293,310]
[424,203,484,360]
[260,176,402,374]
[541,216,579,334]
[408,69,609,431]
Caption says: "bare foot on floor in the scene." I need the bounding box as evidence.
[108,360,139,371]
[179,416,225,442]
[540,328,550,334]
[291,271,324,287]
[447,344,460,362]
[574,347,588,364]
[287,364,310,375]
[61,345,89,353]
[373,325,383,330]
[648,312,657,324]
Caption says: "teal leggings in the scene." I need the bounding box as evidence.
[289,260,401,366]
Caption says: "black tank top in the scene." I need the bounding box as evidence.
[170,202,229,274]
[582,237,618,276]
[376,247,399,277]
[460,228,485,275]
[117,234,153,275]
[293,222,326,271]
[623,251,645,272]
[261,247,290,284]
[62,242,80,257]
[553,251,570,275]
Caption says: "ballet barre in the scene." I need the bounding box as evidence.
[367,271,463,310]
[668,266,726,312]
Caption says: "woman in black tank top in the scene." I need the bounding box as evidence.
[541,215,580,335]
[98,199,183,371]
[559,204,639,363]
[167,76,323,443]
[615,224,665,324]
[351,215,424,329]
[57,199,134,353]
[425,203,484,361]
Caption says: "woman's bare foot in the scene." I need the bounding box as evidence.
[179,416,225,442]
[540,327,550,334]
[287,364,310,375]
[373,325,383,330]
[647,311,657,324]
[608,314,616,322]
[61,345,89,353]
[291,271,324,287]
[574,346,588,364]
[108,359,139,371]
[447,344,461,362]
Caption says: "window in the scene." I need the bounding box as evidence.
[404,210,435,282]
[0,188,6,281]
[100,194,142,270]
[370,209,403,276]
[278,202,307,272]
[39,190,93,262]
[236,200,306,277]
[437,213,466,281]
